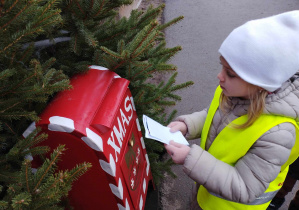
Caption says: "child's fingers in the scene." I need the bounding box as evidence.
[164,143,176,155]
[168,122,182,132]
[167,122,178,129]
[167,121,187,135]
[169,140,184,148]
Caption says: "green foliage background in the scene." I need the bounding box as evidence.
[0,1,193,209]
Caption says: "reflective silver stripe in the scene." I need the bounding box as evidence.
[209,190,278,205]
[248,190,278,205]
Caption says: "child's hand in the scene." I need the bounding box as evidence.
[167,121,188,136]
[164,140,191,164]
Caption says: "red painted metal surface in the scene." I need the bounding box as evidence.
[27,66,152,210]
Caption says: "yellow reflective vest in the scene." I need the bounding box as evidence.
[197,86,299,210]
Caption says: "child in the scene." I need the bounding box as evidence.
[165,11,299,210]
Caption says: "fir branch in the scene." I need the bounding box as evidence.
[3,122,17,135]
[94,0,105,17]
[0,200,8,209]
[155,63,177,72]
[166,109,177,124]
[21,146,49,157]
[11,192,32,209]
[134,90,145,104]
[158,15,184,31]
[19,131,48,154]
[130,63,153,80]
[1,27,43,53]
[0,0,19,17]
[24,159,31,193]
[117,39,125,55]
[111,60,126,71]
[0,111,38,121]
[0,72,37,97]
[33,145,66,192]
[0,68,14,81]
[0,0,30,30]
[0,170,19,184]
[74,0,85,16]
[67,162,92,181]
[75,20,98,48]
[72,34,78,53]
[170,81,194,91]
[156,100,176,106]
[39,0,60,18]
[136,4,165,28]
[89,0,94,11]
[167,93,181,100]
[33,10,61,29]
[42,58,56,72]
[131,21,158,57]
[19,43,34,62]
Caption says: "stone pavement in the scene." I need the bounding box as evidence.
[157,1,299,210]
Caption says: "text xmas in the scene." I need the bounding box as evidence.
[107,95,134,162]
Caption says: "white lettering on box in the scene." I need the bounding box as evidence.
[107,134,121,162]
[107,95,134,163]
[120,108,129,127]
[113,116,126,147]
[124,96,133,121]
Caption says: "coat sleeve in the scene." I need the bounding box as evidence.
[175,109,208,140]
[183,122,296,204]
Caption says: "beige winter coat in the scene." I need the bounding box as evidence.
[176,76,299,207]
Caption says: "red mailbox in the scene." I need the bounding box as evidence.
[23,66,153,209]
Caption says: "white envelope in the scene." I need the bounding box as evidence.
[143,115,189,145]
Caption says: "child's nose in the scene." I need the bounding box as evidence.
[217,69,225,81]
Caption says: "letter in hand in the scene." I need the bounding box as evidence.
[167,121,188,136]
[165,140,191,164]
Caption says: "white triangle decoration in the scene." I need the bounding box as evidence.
[22,122,36,138]
[48,116,75,133]
[145,154,150,176]
[117,198,130,210]
[99,154,116,177]
[109,178,123,200]
[89,65,108,70]
[140,137,145,149]
[81,128,103,152]
[136,118,141,131]
[143,178,146,193]
[139,196,143,210]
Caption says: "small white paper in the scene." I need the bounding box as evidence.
[143,115,189,145]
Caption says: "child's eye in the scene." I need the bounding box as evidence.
[227,71,236,78]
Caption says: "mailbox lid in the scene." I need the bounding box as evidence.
[91,77,130,133]
[38,68,129,134]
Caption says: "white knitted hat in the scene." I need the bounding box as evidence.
[219,11,299,92]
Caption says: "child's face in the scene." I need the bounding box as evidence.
[217,56,257,99]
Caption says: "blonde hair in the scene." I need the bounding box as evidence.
[219,87,268,129]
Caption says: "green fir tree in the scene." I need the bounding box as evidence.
[0,0,193,208]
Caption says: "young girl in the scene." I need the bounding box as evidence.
[165,11,299,210]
